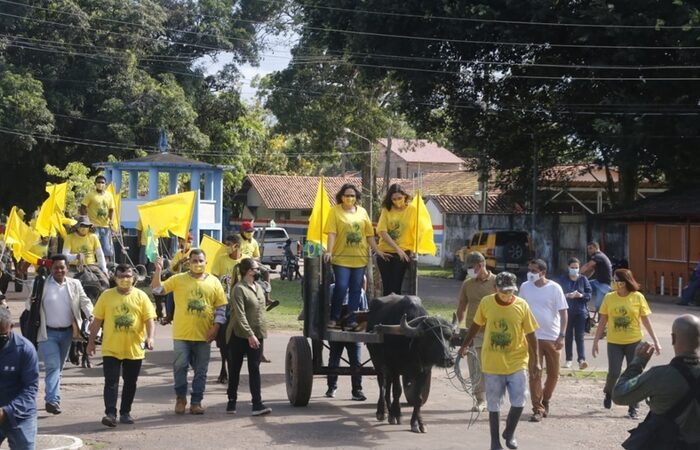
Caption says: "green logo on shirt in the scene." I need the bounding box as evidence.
[490,319,513,351]
[387,220,401,241]
[186,286,207,315]
[613,306,632,331]
[113,304,135,331]
[345,222,363,246]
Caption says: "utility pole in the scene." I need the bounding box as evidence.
[383,128,392,194]
[479,153,488,214]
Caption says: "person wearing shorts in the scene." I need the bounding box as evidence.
[460,272,540,450]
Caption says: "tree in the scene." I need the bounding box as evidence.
[281,0,700,206]
[0,0,287,211]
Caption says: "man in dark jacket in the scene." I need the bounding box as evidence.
[0,307,39,449]
[613,314,700,447]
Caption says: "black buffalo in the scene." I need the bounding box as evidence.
[367,294,457,433]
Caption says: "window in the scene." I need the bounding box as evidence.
[396,167,402,178]
[300,209,312,217]
[470,233,481,246]
[264,229,288,240]
[479,233,489,245]
[654,224,685,261]
[275,211,291,221]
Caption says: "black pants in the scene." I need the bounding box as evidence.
[377,253,410,296]
[227,336,263,407]
[103,356,143,416]
[327,341,362,392]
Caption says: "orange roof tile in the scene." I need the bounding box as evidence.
[377,139,465,164]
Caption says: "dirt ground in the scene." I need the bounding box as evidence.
[2,284,693,450]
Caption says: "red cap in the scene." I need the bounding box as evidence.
[241,221,254,232]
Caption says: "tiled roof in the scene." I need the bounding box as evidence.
[429,194,521,214]
[246,171,490,210]
[603,186,700,220]
[542,165,662,188]
[377,139,465,164]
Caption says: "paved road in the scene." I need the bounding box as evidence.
[1,281,696,449]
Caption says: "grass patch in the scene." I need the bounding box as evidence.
[267,279,304,331]
[561,369,608,380]
[417,265,453,279]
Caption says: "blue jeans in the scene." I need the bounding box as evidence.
[0,415,37,450]
[681,277,700,303]
[173,340,211,404]
[327,341,362,392]
[590,280,612,311]
[331,265,366,322]
[95,227,113,257]
[565,313,587,363]
[38,328,73,404]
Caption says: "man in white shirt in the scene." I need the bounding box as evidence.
[519,258,568,423]
[31,255,93,415]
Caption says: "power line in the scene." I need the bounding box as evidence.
[257,0,700,30]
[4,5,700,53]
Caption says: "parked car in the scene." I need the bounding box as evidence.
[453,230,533,280]
[254,226,300,270]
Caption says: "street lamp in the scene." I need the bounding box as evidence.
[342,128,374,220]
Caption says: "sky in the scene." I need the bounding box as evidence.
[203,35,296,102]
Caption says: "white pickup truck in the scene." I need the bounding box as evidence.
[253,226,299,270]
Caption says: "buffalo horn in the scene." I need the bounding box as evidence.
[400,314,422,338]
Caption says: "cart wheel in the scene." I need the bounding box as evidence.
[403,372,431,406]
[285,336,313,406]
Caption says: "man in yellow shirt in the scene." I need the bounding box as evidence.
[152,249,227,415]
[211,235,242,287]
[62,216,109,290]
[460,272,540,450]
[80,175,115,262]
[239,221,278,312]
[87,264,156,427]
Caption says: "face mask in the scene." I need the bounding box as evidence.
[569,268,579,277]
[392,198,406,209]
[253,271,261,282]
[496,292,512,302]
[342,196,356,207]
[527,272,540,283]
[467,268,477,278]
[77,227,89,236]
[242,232,253,240]
[116,278,133,289]
[95,182,105,191]
[190,263,206,274]
[0,333,9,349]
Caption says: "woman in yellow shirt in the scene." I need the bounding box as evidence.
[592,268,661,419]
[323,184,386,330]
[376,184,416,296]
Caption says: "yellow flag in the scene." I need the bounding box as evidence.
[4,206,42,264]
[107,183,121,232]
[200,234,227,273]
[137,191,196,239]
[411,192,436,255]
[34,183,70,238]
[306,177,331,250]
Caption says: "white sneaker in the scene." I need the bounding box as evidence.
[579,360,589,370]
[471,401,486,412]
[564,360,573,369]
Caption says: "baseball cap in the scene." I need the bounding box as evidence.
[241,222,254,232]
[76,215,93,227]
[466,252,485,266]
[495,272,518,292]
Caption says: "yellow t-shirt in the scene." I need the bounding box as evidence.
[162,273,228,341]
[600,291,651,345]
[171,249,191,272]
[377,204,416,253]
[65,233,101,265]
[324,204,374,268]
[239,238,260,259]
[81,190,115,227]
[473,294,539,375]
[211,254,240,281]
[93,287,157,360]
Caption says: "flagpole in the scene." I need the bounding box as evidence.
[414,190,420,295]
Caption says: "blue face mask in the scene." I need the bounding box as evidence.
[569,268,579,277]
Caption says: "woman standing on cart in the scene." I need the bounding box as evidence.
[323,183,386,330]
[376,184,416,296]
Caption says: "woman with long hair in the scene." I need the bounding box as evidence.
[376,184,416,296]
[592,268,661,419]
[323,183,386,330]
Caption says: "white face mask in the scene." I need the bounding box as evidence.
[467,268,476,279]
[569,268,579,277]
[527,272,540,283]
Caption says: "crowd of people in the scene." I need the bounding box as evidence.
[0,180,698,450]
